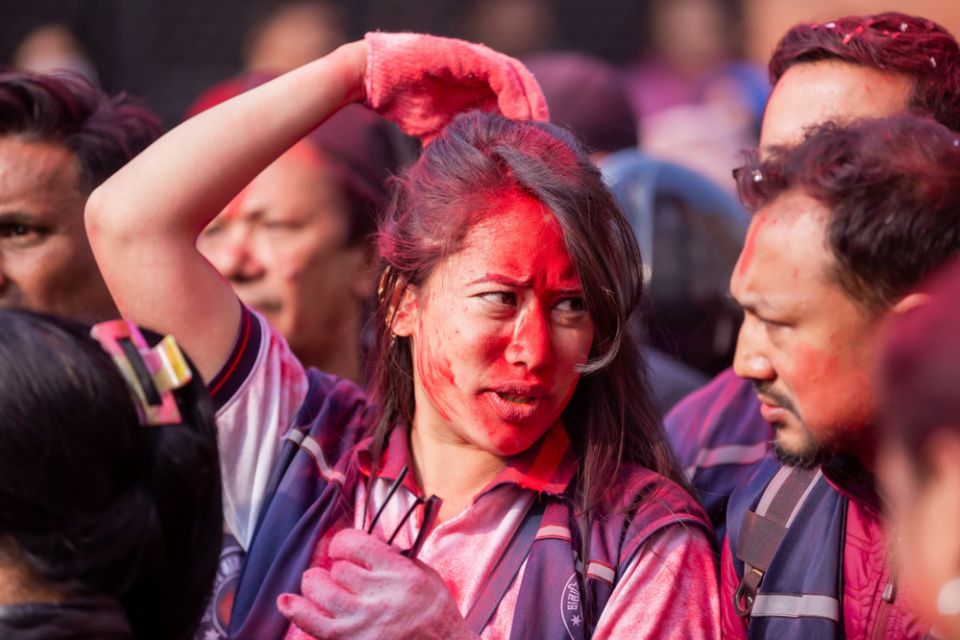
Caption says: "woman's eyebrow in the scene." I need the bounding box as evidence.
[466,273,584,294]
[466,273,530,287]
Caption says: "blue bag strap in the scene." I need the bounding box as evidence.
[464,498,546,634]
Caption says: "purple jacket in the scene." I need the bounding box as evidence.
[665,367,772,542]
[228,370,713,639]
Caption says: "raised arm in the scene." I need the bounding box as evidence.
[85,42,367,382]
[87,33,548,383]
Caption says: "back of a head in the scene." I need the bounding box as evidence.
[0,309,221,640]
[736,115,960,311]
[0,70,161,192]
[769,12,960,132]
[881,258,960,455]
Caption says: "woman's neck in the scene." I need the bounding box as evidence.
[408,424,506,522]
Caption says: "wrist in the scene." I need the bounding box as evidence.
[331,40,368,104]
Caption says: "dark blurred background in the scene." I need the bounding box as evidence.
[0,0,658,125]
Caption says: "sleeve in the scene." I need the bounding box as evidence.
[592,525,721,639]
[719,535,749,639]
[208,305,309,550]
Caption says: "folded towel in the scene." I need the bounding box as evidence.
[363,32,549,144]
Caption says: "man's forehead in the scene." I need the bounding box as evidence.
[0,137,83,204]
[732,192,835,297]
[760,59,914,151]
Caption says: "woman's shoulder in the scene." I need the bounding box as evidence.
[604,464,712,563]
[293,369,378,449]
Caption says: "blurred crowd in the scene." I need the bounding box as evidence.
[2,1,960,639]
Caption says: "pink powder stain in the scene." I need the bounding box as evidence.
[737,213,767,276]
[415,314,456,423]
[791,339,874,440]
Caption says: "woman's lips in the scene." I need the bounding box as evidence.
[484,389,543,422]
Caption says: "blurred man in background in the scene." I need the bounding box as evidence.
[189,75,407,383]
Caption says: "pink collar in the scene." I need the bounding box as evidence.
[356,422,577,500]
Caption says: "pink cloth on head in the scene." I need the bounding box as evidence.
[363,32,550,144]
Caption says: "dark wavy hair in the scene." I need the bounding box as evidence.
[769,12,960,132]
[0,309,222,640]
[0,70,161,191]
[735,116,960,311]
[369,111,687,513]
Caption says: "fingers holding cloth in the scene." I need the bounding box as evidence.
[362,32,550,144]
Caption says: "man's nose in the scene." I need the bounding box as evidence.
[732,318,774,382]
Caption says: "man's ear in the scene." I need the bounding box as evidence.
[390,284,420,337]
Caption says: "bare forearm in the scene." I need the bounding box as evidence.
[88,41,366,241]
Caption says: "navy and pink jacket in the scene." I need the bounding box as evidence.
[721,454,931,639]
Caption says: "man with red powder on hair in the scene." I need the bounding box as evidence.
[665,11,960,540]
[720,114,960,639]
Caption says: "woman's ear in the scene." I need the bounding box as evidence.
[390,285,420,338]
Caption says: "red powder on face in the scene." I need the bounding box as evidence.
[407,192,594,456]
[415,314,456,422]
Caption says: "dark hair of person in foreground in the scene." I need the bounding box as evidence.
[0,309,222,640]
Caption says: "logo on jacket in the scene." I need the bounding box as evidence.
[561,572,584,639]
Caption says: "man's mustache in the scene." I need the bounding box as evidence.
[752,381,800,417]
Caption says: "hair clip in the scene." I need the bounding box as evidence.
[90,320,193,426]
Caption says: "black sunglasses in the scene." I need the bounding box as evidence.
[364,465,441,560]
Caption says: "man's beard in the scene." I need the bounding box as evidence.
[755,381,835,470]
[772,437,835,470]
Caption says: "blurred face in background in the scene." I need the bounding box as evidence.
[879,432,960,634]
[198,141,376,380]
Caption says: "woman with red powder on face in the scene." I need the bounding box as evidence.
[86,34,719,639]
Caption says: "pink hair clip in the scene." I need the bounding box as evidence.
[90,320,193,426]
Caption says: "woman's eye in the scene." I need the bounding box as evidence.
[555,297,586,312]
[479,291,517,306]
